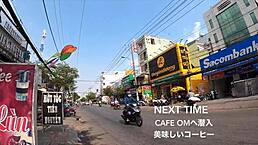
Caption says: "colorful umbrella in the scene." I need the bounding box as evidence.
[171,86,185,93]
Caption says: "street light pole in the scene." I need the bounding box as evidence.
[130,43,139,101]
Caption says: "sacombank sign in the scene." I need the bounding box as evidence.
[200,34,258,70]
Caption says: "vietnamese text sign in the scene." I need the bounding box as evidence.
[42,92,63,125]
[0,63,36,145]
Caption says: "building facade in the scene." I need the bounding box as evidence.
[0,1,29,63]
[136,35,174,75]
[148,43,193,99]
[187,35,210,68]
[102,71,125,89]
[204,0,258,53]
[200,0,258,98]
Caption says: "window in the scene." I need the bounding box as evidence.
[151,38,155,45]
[243,0,250,7]
[213,33,219,43]
[250,12,258,24]
[209,19,214,29]
[216,3,249,46]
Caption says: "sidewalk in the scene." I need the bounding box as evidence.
[37,117,81,145]
[37,109,119,145]
[141,95,258,112]
[197,95,258,111]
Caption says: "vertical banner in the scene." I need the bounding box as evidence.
[0,63,37,145]
[42,92,63,125]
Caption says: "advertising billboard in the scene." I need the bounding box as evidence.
[200,34,258,71]
[149,48,179,80]
[42,92,63,125]
[0,63,37,145]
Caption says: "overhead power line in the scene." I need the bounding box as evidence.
[53,0,63,47]
[155,0,205,35]
[42,0,59,52]
[105,0,205,73]
[58,0,65,45]
[104,0,178,73]
[2,0,54,75]
[77,0,86,66]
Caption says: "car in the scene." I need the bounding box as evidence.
[64,103,76,117]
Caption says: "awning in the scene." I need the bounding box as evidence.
[152,73,180,86]
[203,56,258,75]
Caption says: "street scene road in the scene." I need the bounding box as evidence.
[1,0,258,145]
[76,104,258,145]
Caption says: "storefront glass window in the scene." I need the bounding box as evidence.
[216,3,249,47]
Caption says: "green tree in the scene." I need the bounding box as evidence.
[86,92,96,101]
[39,63,79,95]
[114,86,125,99]
[103,86,113,96]
[80,97,87,102]
[73,92,81,102]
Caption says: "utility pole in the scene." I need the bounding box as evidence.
[131,40,139,101]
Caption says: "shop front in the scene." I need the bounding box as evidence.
[200,34,258,98]
[149,44,192,100]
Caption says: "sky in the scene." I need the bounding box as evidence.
[12,0,219,94]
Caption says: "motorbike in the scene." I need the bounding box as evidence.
[113,103,120,110]
[121,103,143,127]
[98,100,102,107]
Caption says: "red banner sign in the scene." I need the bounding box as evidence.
[0,63,36,145]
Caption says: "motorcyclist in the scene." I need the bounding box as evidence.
[123,94,137,115]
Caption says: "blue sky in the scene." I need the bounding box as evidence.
[12,0,218,94]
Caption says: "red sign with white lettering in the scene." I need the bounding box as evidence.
[0,63,36,145]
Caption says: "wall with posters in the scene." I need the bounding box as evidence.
[0,63,37,145]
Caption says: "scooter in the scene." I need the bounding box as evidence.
[113,103,120,110]
[121,103,143,127]
[98,101,102,107]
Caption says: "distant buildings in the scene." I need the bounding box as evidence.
[102,71,125,89]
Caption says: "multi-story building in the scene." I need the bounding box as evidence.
[136,35,174,74]
[187,34,210,68]
[204,0,258,52]
[101,71,125,89]
[0,0,29,63]
[135,35,174,101]
[200,0,258,98]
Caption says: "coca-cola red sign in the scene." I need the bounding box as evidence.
[0,63,37,145]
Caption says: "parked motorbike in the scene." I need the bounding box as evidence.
[98,101,102,107]
[113,103,120,110]
[200,90,218,101]
[121,103,143,127]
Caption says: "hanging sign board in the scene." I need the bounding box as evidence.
[42,92,63,125]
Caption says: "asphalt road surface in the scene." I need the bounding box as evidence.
[79,105,258,145]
